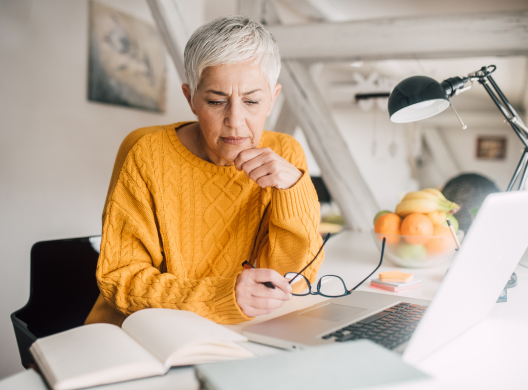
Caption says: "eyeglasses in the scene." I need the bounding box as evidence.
[285,234,386,298]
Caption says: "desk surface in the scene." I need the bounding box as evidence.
[2,231,528,390]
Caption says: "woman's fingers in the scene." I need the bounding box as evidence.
[252,283,292,301]
[238,148,275,174]
[250,268,292,294]
[235,269,293,318]
[234,148,266,171]
[234,147,302,190]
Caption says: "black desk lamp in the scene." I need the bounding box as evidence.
[388,65,528,191]
[388,65,525,290]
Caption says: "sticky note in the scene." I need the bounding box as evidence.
[370,280,421,292]
[379,271,413,283]
[371,278,421,287]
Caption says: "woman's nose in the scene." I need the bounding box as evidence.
[224,101,245,129]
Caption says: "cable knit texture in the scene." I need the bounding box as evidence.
[92,122,323,325]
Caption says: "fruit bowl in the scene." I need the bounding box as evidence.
[371,230,465,268]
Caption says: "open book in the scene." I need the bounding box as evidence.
[30,309,253,390]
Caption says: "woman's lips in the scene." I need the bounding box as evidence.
[221,137,248,145]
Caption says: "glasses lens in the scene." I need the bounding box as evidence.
[285,272,310,296]
[318,276,348,297]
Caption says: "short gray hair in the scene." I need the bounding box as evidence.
[184,15,281,104]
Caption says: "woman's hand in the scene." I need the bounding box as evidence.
[235,268,292,317]
[234,148,302,190]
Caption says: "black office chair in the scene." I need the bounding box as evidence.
[311,176,331,203]
[11,236,101,368]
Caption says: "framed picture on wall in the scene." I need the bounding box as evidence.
[476,136,507,160]
[88,1,166,112]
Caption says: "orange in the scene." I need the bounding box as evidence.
[427,225,456,254]
[401,213,434,245]
[426,210,447,226]
[374,213,402,244]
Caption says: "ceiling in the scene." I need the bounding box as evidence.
[277,0,528,23]
[273,0,528,113]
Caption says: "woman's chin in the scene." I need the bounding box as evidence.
[219,145,251,163]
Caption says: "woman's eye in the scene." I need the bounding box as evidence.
[245,100,259,105]
[207,100,225,106]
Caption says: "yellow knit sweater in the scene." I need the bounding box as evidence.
[89,122,323,325]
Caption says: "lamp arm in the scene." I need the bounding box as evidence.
[468,66,528,191]
[465,66,528,137]
[479,77,528,191]
[486,75,527,129]
[478,79,528,148]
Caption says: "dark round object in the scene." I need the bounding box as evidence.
[442,173,500,233]
[388,76,449,122]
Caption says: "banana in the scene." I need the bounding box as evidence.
[396,199,446,216]
[421,188,448,201]
[396,197,460,217]
[402,191,446,203]
[399,189,460,215]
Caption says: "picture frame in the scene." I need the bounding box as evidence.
[476,136,507,160]
[88,1,166,112]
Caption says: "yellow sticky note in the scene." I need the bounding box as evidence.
[379,270,413,283]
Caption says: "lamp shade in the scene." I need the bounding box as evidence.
[388,76,450,123]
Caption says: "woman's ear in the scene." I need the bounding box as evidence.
[182,83,198,116]
[267,84,282,117]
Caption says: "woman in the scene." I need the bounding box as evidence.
[85,15,323,326]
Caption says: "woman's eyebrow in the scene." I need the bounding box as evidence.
[205,89,262,96]
[206,90,227,96]
[243,89,262,95]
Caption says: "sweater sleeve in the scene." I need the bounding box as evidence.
[252,135,324,293]
[96,141,251,325]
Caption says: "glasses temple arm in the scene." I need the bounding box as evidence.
[350,237,386,292]
[288,233,332,285]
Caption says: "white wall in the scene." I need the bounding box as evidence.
[0,0,195,378]
[424,112,525,191]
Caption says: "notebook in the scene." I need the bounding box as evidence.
[195,340,429,390]
[30,308,253,390]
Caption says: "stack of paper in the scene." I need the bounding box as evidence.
[370,271,421,293]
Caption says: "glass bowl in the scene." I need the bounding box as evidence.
[371,229,465,268]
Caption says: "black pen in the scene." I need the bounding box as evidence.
[241,261,276,289]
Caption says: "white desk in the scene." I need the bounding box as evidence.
[2,231,528,390]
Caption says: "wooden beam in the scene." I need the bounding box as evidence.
[238,0,282,25]
[147,0,189,82]
[267,11,528,61]
[262,0,282,25]
[273,101,297,135]
[238,0,264,23]
[280,0,327,21]
[280,60,379,231]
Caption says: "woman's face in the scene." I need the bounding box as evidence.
[183,61,281,166]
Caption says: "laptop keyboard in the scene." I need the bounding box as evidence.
[321,302,428,350]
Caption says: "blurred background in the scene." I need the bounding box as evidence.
[1,0,527,378]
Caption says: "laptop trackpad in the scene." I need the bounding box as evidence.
[299,304,367,322]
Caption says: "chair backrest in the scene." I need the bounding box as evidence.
[310,176,331,203]
[11,236,101,367]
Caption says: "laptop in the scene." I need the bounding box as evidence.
[243,192,528,364]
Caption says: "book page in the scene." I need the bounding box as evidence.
[30,324,165,390]
[122,309,253,367]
